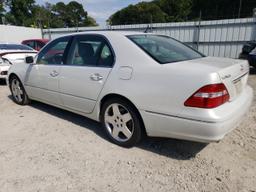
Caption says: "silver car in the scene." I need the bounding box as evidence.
[7,31,253,147]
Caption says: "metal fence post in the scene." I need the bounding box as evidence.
[193,11,201,50]
[40,27,44,39]
[252,8,256,40]
[48,27,52,40]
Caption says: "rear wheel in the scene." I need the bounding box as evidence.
[100,98,142,147]
[10,76,30,105]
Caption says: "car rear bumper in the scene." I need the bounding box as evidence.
[0,76,7,80]
[0,72,8,80]
[141,86,253,143]
[248,55,256,67]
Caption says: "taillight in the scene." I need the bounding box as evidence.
[184,83,230,108]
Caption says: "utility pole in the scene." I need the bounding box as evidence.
[47,19,51,40]
[196,10,202,50]
[252,8,256,40]
[1,17,5,25]
[238,0,242,18]
[150,14,153,32]
[37,17,44,39]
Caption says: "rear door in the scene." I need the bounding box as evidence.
[25,36,72,105]
[59,34,115,113]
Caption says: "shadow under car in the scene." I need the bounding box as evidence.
[8,95,207,160]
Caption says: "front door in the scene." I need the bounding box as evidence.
[25,36,72,106]
[59,35,115,113]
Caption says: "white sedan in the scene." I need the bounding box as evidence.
[0,44,37,80]
[7,31,253,147]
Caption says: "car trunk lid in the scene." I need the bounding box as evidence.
[186,57,250,101]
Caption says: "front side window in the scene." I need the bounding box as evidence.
[37,36,71,65]
[128,35,204,64]
[67,35,114,67]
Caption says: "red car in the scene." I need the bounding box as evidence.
[21,39,49,51]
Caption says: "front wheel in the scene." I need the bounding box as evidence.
[10,76,30,105]
[100,98,143,147]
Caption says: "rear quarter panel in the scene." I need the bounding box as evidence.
[92,34,222,121]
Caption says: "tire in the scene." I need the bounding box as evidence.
[100,98,142,147]
[10,76,30,105]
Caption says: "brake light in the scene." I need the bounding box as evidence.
[184,83,230,108]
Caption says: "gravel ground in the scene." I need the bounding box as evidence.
[0,69,255,192]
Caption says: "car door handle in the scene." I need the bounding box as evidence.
[50,70,59,77]
[90,73,103,81]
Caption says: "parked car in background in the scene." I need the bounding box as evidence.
[248,48,256,68]
[8,31,253,147]
[0,56,12,81]
[0,43,37,81]
[0,43,37,64]
[239,41,256,68]
[22,39,49,51]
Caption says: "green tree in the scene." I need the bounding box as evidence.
[109,2,166,25]
[154,0,192,21]
[6,0,35,26]
[1,0,98,28]
[51,2,67,27]
[189,0,256,20]
[66,1,87,27]
[84,16,98,26]
[0,1,5,24]
[109,0,256,25]
[51,1,91,28]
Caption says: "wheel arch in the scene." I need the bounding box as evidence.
[8,73,21,86]
[99,93,147,136]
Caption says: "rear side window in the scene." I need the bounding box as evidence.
[66,35,114,67]
[36,41,46,50]
[24,41,35,49]
[0,44,33,50]
[128,35,203,64]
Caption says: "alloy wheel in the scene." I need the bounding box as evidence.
[11,78,24,103]
[104,103,134,142]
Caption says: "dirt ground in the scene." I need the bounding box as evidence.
[0,69,255,192]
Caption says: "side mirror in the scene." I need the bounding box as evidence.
[25,56,34,64]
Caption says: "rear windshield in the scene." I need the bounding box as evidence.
[0,44,34,51]
[128,35,204,64]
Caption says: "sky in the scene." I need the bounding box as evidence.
[36,0,151,26]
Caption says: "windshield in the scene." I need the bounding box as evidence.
[0,44,34,51]
[128,35,204,64]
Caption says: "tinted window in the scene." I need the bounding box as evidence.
[24,41,35,49]
[128,35,203,64]
[0,44,34,50]
[67,35,114,67]
[37,41,46,50]
[37,37,71,65]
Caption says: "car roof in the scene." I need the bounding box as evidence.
[67,31,152,37]
[22,39,49,43]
